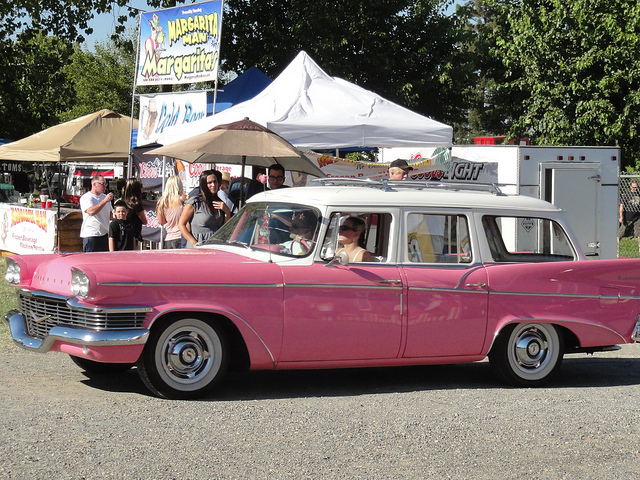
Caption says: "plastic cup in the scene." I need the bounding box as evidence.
[46,200,52,209]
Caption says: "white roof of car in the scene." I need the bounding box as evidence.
[248,180,563,213]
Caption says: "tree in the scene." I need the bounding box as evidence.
[60,34,139,122]
[455,0,528,143]
[221,0,472,127]
[0,0,137,44]
[0,31,75,140]
[487,0,640,167]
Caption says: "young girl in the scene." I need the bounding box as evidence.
[156,175,184,249]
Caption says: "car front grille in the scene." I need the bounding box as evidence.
[19,292,148,340]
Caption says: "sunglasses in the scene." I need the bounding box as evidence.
[269,175,285,181]
[339,225,355,232]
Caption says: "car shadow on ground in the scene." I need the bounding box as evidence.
[78,354,640,400]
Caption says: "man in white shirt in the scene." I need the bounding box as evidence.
[80,174,114,252]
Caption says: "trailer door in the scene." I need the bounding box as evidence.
[541,165,601,257]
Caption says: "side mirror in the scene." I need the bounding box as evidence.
[325,250,350,267]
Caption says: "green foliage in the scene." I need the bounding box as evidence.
[0,31,75,139]
[0,262,19,352]
[0,0,137,44]
[221,0,473,126]
[60,35,138,121]
[486,0,640,168]
[455,0,529,143]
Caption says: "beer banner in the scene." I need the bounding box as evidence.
[298,151,498,184]
[132,145,177,191]
[137,92,207,147]
[135,1,223,86]
[141,198,162,243]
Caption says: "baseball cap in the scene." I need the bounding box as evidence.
[390,159,414,171]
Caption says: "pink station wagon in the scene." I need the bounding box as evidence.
[5,179,640,399]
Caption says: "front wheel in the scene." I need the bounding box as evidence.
[489,323,564,387]
[136,317,228,399]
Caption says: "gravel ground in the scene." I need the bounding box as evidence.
[2,344,640,479]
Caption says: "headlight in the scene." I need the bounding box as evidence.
[71,268,90,298]
[5,258,21,284]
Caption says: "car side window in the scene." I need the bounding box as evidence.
[407,213,472,264]
[321,212,392,262]
[481,215,576,262]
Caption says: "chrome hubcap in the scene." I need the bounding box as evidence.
[514,328,548,370]
[164,331,212,380]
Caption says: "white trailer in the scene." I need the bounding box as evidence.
[451,145,620,259]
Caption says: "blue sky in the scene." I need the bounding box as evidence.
[85,0,149,48]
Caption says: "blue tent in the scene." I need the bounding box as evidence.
[208,67,272,115]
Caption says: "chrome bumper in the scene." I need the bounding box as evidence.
[4,310,149,353]
[632,316,640,342]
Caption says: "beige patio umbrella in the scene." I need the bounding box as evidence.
[148,117,325,204]
[0,109,136,162]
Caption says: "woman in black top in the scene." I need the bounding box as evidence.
[122,178,147,242]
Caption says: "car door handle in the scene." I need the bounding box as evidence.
[465,283,487,289]
[379,279,402,284]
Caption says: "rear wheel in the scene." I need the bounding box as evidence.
[489,323,564,387]
[69,355,134,374]
[136,317,228,399]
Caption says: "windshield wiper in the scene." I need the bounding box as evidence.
[227,240,252,250]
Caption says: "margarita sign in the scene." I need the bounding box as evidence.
[135,1,223,86]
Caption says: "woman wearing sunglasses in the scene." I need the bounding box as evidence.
[337,216,372,262]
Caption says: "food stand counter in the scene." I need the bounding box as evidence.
[0,204,83,255]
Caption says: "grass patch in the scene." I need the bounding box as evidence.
[0,259,20,352]
[619,237,640,258]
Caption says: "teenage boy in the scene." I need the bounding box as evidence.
[109,200,136,251]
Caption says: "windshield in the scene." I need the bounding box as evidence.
[207,202,322,257]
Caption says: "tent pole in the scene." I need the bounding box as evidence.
[56,161,62,251]
[238,156,246,208]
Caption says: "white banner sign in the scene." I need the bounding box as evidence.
[0,205,56,254]
[137,92,208,147]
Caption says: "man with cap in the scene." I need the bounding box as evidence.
[219,171,231,191]
[389,159,414,180]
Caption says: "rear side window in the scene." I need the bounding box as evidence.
[406,214,472,264]
[482,215,576,262]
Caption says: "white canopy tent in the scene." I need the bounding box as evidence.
[161,51,453,150]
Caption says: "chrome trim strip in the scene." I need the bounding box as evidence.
[21,289,68,301]
[490,291,602,300]
[98,282,284,288]
[5,312,148,353]
[285,283,402,290]
[66,297,153,314]
[409,287,487,294]
[408,287,635,301]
